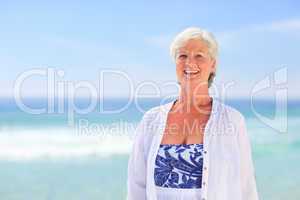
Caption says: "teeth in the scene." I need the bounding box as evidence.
[184,70,199,74]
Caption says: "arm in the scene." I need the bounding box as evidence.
[127,115,147,200]
[237,115,259,200]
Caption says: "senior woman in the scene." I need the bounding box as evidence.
[127,27,259,200]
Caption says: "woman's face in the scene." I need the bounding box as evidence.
[176,39,216,90]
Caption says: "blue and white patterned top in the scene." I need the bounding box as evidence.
[154,143,204,189]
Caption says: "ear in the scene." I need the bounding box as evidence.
[211,59,216,73]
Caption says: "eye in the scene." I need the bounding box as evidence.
[178,54,187,59]
[195,53,204,58]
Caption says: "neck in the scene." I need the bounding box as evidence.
[175,83,212,113]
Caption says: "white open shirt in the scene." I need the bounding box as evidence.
[127,97,259,200]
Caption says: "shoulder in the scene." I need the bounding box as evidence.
[141,101,173,123]
[216,100,249,141]
[214,100,247,137]
[142,105,161,121]
[216,100,245,123]
[136,101,172,150]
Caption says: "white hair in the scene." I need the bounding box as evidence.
[170,27,219,61]
[170,27,219,87]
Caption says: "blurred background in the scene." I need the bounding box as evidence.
[0,1,299,199]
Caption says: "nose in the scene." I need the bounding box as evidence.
[185,55,199,66]
[185,58,199,70]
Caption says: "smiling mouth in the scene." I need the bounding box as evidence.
[183,70,200,77]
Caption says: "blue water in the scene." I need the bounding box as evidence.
[0,97,299,199]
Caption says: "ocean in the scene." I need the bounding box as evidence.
[0,97,299,200]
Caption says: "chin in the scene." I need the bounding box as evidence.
[180,77,208,85]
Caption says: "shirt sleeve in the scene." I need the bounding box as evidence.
[127,114,148,200]
[237,114,259,200]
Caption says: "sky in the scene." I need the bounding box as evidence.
[0,0,299,99]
